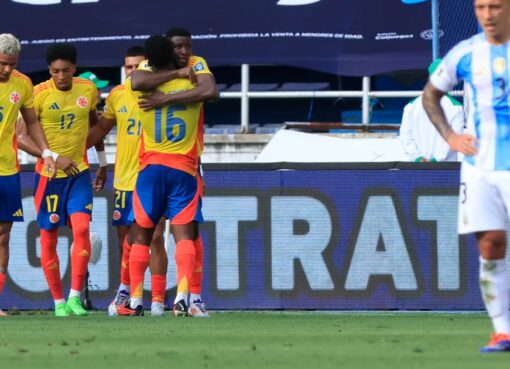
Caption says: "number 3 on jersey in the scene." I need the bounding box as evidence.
[154,105,186,143]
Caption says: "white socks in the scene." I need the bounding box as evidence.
[479,257,510,334]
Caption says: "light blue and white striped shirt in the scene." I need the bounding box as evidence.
[430,32,510,170]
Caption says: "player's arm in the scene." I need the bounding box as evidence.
[87,115,116,149]
[89,109,107,191]
[422,81,477,156]
[138,73,219,111]
[17,110,77,176]
[130,67,195,91]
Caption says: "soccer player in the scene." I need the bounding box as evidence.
[131,27,219,317]
[22,43,105,317]
[0,33,56,315]
[422,0,510,352]
[123,35,204,316]
[86,46,168,316]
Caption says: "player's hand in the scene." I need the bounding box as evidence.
[447,133,479,156]
[56,156,79,176]
[43,157,57,179]
[138,91,167,110]
[177,67,197,86]
[93,166,107,192]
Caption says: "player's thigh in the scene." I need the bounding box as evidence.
[166,169,203,226]
[112,190,133,227]
[66,170,93,217]
[133,165,167,228]
[0,173,23,223]
[458,163,506,234]
[33,174,67,229]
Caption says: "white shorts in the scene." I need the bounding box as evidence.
[458,162,510,234]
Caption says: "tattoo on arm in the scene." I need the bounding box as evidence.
[422,82,453,140]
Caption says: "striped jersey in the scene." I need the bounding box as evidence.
[34,77,98,178]
[0,70,34,175]
[430,33,510,170]
[126,76,201,176]
[103,84,141,191]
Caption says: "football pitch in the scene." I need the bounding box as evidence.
[0,311,508,369]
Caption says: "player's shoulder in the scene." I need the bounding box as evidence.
[74,77,96,88]
[109,84,126,96]
[446,33,482,62]
[10,70,32,85]
[33,79,53,96]
[188,55,209,72]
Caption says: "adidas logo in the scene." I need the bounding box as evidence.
[12,209,23,217]
[118,106,128,113]
[48,102,60,110]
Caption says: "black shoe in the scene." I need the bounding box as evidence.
[173,300,188,317]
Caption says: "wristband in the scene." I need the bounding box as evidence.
[41,149,52,159]
[97,151,108,167]
[51,151,60,161]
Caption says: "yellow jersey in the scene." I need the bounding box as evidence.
[126,75,201,176]
[34,77,98,178]
[102,84,141,191]
[0,70,34,175]
[137,55,211,157]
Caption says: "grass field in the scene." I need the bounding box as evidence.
[0,311,509,369]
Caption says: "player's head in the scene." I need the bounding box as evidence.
[46,43,77,91]
[165,27,192,68]
[0,33,21,82]
[123,46,145,78]
[144,35,173,69]
[474,0,510,43]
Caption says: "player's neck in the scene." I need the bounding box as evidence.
[485,30,510,45]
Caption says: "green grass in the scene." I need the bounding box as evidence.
[0,311,508,369]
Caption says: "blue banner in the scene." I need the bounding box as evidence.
[3,166,488,311]
[3,0,442,76]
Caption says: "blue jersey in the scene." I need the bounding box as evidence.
[430,33,510,170]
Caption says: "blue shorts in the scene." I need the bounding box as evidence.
[112,189,133,227]
[34,170,93,230]
[0,173,23,222]
[133,165,203,228]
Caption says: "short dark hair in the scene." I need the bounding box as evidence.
[125,46,144,58]
[165,27,191,39]
[46,43,77,65]
[144,35,173,68]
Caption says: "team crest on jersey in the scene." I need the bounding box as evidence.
[493,58,506,75]
[9,91,21,104]
[113,210,121,221]
[76,96,88,108]
[194,62,205,72]
[49,213,60,224]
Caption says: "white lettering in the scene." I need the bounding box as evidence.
[345,196,417,290]
[271,196,334,290]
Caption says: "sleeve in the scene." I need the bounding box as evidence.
[136,59,153,72]
[89,86,98,111]
[33,89,43,117]
[190,56,212,75]
[21,79,34,109]
[102,90,117,120]
[429,39,472,93]
[399,102,422,162]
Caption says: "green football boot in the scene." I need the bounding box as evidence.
[66,296,88,316]
[55,302,71,317]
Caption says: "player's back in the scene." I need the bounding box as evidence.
[130,77,201,175]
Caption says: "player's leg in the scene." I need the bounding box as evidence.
[188,222,209,317]
[122,165,166,315]
[460,164,510,352]
[167,169,203,316]
[150,217,167,316]
[66,170,93,316]
[0,222,13,316]
[34,173,70,316]
[109,190,134,316]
